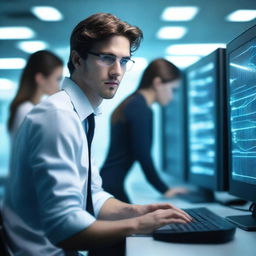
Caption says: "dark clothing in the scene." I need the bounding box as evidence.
[101,92,168,203]
[88,239,125,256]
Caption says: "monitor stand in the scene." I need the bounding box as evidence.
[226,203,256,231]
[177,187,215,203]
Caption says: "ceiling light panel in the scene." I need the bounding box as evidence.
[161,7,199,21]
[226,9,256,22]
[17,41,48,53]
[0,58,26,69]
[31,6,63,21]
[157,26,187,39]
[0,27,35,39]
[166,44,226,56]
[0,78,15,90]
[165,56,201,69]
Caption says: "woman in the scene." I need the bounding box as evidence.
[8,50,63,136]
[101,58,187,203]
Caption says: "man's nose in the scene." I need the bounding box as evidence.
[109,60,122,77]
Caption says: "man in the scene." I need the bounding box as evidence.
[2,13,191,256]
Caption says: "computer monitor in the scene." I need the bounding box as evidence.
[161,75,188,182]
[184,48,228,202]
[225,24,256,231]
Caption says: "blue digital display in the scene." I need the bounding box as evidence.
[188,62,216,176]
[163,85,185,179]
[229,39,256,185]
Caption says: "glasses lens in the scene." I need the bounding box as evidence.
[125,59,134,71]
[100,55,116,66]
[96,53,134,71]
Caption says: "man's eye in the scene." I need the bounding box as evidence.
[101,55,115,63]
[121,59,129,65]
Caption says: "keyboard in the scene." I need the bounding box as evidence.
[152,207,236,243]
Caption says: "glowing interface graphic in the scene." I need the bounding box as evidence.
[229,42,256,185]
[188,62,216,176]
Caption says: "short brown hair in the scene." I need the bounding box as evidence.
[67,13,143,74]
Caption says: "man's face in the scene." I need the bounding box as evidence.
[78,35,130,101]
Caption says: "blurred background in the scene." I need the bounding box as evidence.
[0,0,255,202]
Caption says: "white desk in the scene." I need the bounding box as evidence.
[126,197,256,256]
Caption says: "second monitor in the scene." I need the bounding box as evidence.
[184,48,228,202]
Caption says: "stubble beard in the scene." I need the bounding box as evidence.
[100,86,119,99]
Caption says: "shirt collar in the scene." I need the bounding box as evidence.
[61,77,101,121]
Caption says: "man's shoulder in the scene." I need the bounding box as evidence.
[26,90,79,127]
[34,91,73,115]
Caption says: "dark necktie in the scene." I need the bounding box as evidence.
[85,113,95,216]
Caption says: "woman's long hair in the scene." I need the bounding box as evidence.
[8,50,63,132]
[112,58,181,123]
[137,58,180,90]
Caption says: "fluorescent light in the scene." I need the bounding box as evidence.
[0,58,26,69]
[165,56,201,69]
[161,7,199,21]
[166,44,225,56]
[31,6,63,21]
[0,27,35,39]
[226,10,256,22]
[17,41,48,53]
[157,26,187,39]
[0,78,15,90]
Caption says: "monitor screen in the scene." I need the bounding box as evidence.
[226,24,256,231]
[188,61,216,177]
[161,77,187,182]
[229,39,256,186]
[227,25,256,202]
[186,48,227,195]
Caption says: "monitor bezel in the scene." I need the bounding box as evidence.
[186,48,228,191]
[226,24,256,202]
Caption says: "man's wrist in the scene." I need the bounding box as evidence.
[129,204,144,217]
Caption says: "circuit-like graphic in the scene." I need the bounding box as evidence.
[229,41,256,185]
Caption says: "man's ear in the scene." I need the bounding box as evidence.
[152,76,162,90]
[71,50,82,70]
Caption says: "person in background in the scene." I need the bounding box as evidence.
[2,13,191,256]
[7,50,63,137]
[101,58,188,203]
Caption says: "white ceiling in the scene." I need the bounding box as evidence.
[0,0,256,85]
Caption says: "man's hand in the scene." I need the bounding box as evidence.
[134,207,192,234]
[133,202,188,216]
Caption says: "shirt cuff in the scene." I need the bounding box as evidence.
[47,210,96,245]
[93,191,113,218]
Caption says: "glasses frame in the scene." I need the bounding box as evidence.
[87,51,135,71]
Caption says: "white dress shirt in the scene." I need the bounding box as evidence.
[3,77,113,256]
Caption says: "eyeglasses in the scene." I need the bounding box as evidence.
[88,51,135,71]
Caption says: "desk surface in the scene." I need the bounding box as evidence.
[126,197,256,256]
